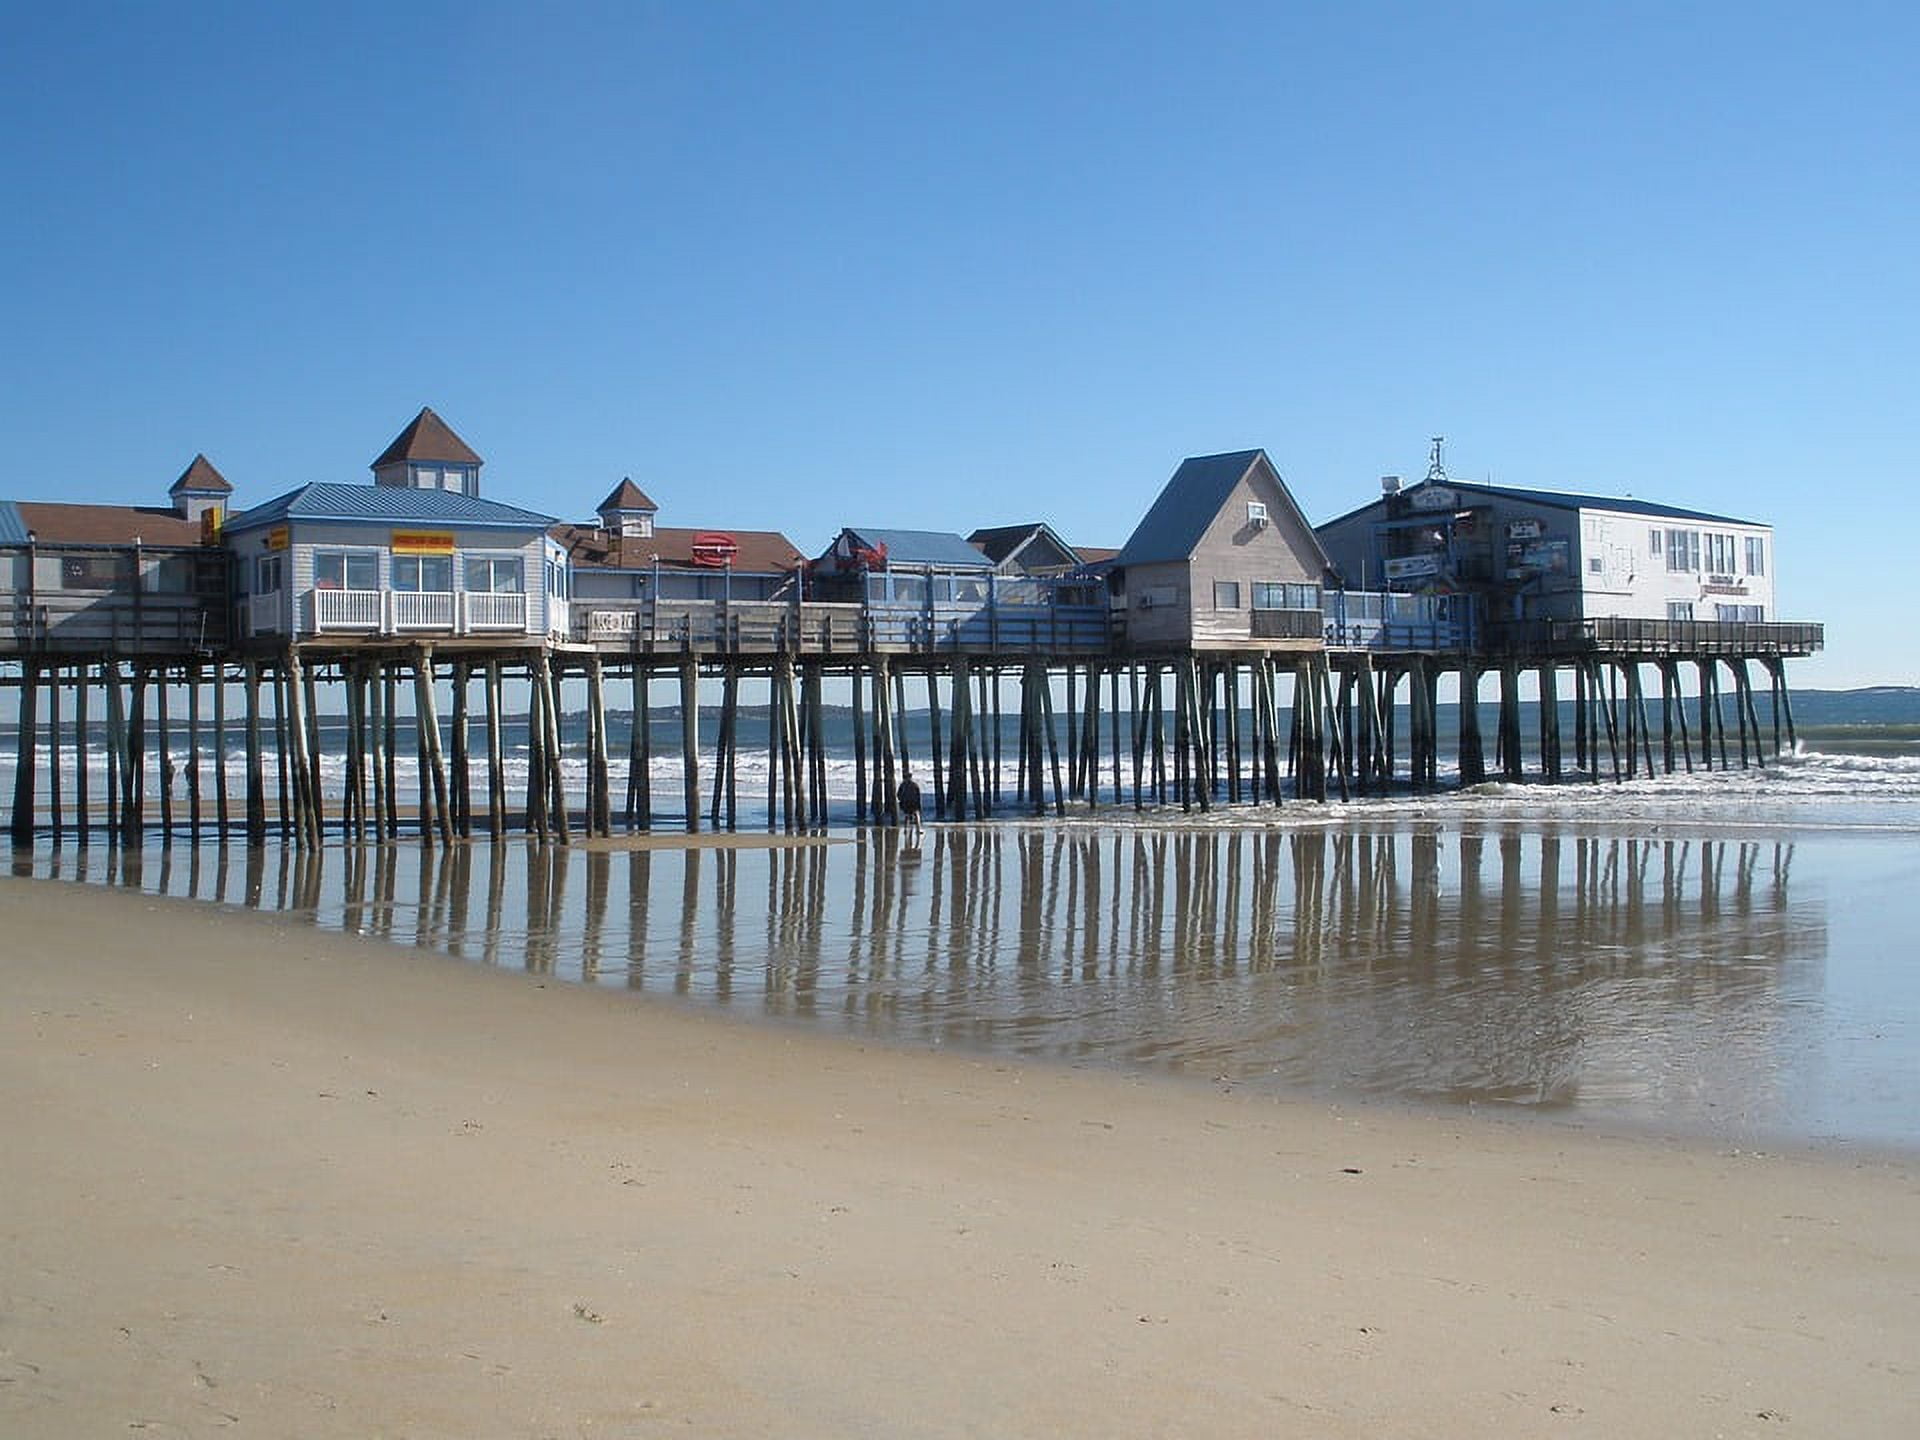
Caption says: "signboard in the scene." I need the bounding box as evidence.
[1407,485,1458,512]
[266,525,290,551]
[1384,554,1441,580]
[1505,537,1569,574]
[1702,580,1749,596]
[1506,517,1542,540]
[391,530,456,555]
[200,507,225,544]
[690,531,740,568]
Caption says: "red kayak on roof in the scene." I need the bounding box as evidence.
[690,531,740,567]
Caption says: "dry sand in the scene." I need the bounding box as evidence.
[2,872,1914,1438]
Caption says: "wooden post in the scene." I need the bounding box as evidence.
[10,660,37,846]
[679,657,700,833]
[124,664,148,843]
[586,656,611,836]
[485,661,506,837]
[244,659,267,844]
[185,664,203,840]
[451,660,472,838]
[538,657,570,843]
[850,663,866,822]
[104,662,123,839]
[1538,664,1561,781]
[413,650,454,845]
[76,666,91,845]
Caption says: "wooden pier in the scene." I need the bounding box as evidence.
[4,606,1822,847]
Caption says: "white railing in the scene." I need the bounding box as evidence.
[393,590,456,630]
[314,587,383,631]
[463,591,527,631]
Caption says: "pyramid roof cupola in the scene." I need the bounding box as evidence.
[597,477,658,538]
[168,453,232,523]
[371,407,484,496]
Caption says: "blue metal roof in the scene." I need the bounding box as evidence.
[843,527,995,569]
[226,483,557,532]
[1114,450,1265,567]
[0,501,28,546]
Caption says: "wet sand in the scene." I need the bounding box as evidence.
[2,874,1914,1438]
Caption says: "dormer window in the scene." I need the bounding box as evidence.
[410,462,477,495]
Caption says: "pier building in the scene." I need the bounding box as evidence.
[1,409,1826,846]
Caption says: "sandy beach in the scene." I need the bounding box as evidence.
[2,871,1914,1438]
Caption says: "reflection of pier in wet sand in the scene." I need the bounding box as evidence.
[21,823,1833,1137]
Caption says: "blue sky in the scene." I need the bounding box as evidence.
[3,1,1910,685]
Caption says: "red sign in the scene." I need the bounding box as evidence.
[690,531,740,568]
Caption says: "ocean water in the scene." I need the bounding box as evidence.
[7,688,1919,1152]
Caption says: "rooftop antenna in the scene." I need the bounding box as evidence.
[1426,435,1449,483]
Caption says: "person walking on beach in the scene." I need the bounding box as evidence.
[896,769,923,840]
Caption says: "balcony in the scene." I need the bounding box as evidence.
[303,587,529,637]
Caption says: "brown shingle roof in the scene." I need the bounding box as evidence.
[169,453,232,495]
[554,523,805,575]
[371,407,482,469]
[16,502,204,546]
[596,478,658,514]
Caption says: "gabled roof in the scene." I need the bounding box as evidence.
[554,522,804,574]
[10,501,204,546]
[967,523,1081,570]
[1115,449,1327,569]
[228,483,555,531]
[371,407,483,469]
[596,478,658,514]
[1316,477,1761,531]
[835,527,995,570]
[170,453,232,495]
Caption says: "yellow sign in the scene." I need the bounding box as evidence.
[266,525,290,550]
[200,506,225,544]
[390,530,456,555]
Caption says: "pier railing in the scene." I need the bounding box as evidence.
[1320,590,1472,652]
[1489,617,1826,659]
[7,590,226,656]
[576,597,1115,656]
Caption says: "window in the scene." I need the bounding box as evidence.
[1715,603,1765,621]
[1588,557,1604,574]
[1213,581,1242,609]
[1704,532,1736,575]
[1245,500,1268,527]
[1649,528,1663,557]
[61,554,135,591]
[1253,582,1322,610]
[148,555,198,594]
[464,556,522,593]
[392,554,453,592]
[545,557,568,599]
[1745,535,1766,575]
[1667,601,1694,621]
[255,554,284,593]
[410,463,473,494]
[1665,529,1700,573]
[314,550,379,591]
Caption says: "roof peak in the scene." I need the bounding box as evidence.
[371,407,483,469]
[170,453,231,494]
[597,477,658,514]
